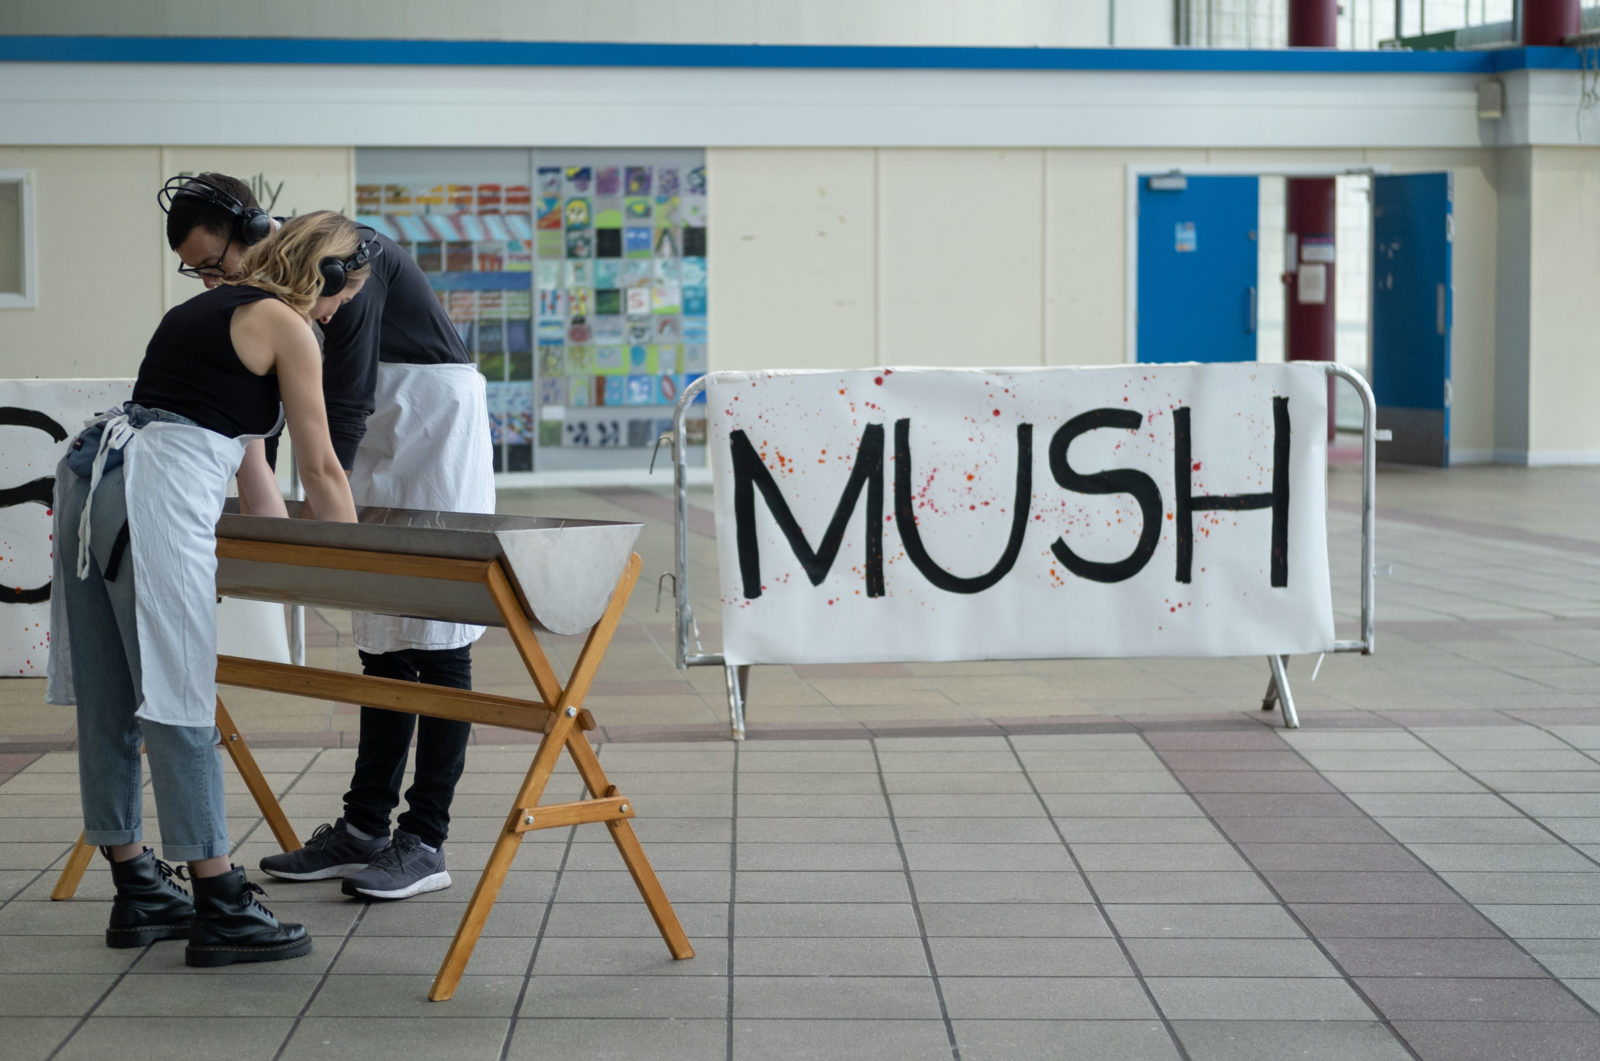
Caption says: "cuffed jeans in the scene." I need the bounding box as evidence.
[57,458,229,862]
[342,647,472,849]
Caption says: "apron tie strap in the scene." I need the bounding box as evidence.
[75,413,136,580]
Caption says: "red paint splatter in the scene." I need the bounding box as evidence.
[874,376,884,386]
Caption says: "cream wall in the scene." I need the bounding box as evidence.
[1527,146,1600,461]
[0,147,353,379]
[0,146,162,379]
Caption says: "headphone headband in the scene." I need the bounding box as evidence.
[158,174,273,247]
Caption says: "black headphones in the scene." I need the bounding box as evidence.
[157,174,274,246]
[319,226,381,296]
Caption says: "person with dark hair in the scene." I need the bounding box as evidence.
[49,211,367,966]
[160,172,495,902]
[161,173,273,288]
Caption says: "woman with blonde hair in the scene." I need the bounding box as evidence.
[47,210,369,966]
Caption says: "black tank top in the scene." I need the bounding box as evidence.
[131,285,286,438]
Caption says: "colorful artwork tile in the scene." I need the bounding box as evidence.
[682,287,707,316]
[565,230,594,258]
[595,228,622,258]
[564,198,591,230]
[596,166,621,196]
[625,166,652,195]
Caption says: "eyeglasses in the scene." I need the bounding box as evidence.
[176,235,236,280]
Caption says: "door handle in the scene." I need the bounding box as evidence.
[1436,283,1446,336]
[1247,285,1258,334]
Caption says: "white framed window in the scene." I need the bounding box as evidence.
[0,170,37,309]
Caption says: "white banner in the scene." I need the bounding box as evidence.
[1,379,288,678]
[708,364,1335,665]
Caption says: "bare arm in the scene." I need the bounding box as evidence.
[233,299,357,524]
[236,438,288,518]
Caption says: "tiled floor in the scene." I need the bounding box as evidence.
[2,460,1598,1060]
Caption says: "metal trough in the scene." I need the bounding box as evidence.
[215,501,643,635]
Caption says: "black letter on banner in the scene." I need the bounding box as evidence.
[729,425,885,600]
[1047,409,1163,584]
[893,418,1031,594]
[0,406,70,605]
[1173,397,1290,587]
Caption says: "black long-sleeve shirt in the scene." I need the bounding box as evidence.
[318,231,471,467]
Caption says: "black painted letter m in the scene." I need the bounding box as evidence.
[729,425,885,600]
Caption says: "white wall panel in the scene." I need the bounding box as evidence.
[877,149,1043,367]
[706,148,877,372]
[1527,145,1600,461]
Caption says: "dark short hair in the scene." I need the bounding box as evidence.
[164,172,261,250]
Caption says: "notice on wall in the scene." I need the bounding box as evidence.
[2,379,287,677]
[1297,263,1328,305]
[707,364,1334,665]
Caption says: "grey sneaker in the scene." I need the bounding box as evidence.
[259,819,387,882]
[340,830,451,900]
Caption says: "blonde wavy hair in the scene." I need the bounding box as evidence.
[232,210,372,318]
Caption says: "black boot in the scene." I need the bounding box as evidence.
[186,866,312,967]
[104,847,193,948]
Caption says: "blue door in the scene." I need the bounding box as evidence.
[1137,175,1259,363]
[1372,172,1452,466]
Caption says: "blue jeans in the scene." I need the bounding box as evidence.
[57,441,230,861]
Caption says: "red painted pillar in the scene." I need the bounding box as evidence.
[1285,0,1338,440]
[1523,0,1580,45]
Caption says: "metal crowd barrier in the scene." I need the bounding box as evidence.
[665,363,1380,740]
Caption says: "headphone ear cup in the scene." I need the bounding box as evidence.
[319,256,347,297]
[239,207,273,246]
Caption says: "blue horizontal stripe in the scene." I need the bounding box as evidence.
[0,35,1583,73]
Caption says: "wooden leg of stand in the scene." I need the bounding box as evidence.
[50,832,97,901]
[214,698,299,852]
[430,708,579,1002]
[566,734,694,959]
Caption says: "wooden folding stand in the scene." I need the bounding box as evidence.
[54,510,693,1002]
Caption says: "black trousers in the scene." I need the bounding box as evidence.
[341,646,472,849]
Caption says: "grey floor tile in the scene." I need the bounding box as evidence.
[3,1017,80,1061]
[1321,937,1549,978]
[530,936,723,975]
[901,842,1076,872]
[737,793,888,818]
[1027,770,1184,794]
[733,975,942,1019]
[880,771,1033,794]
[736,870,908,903]
[306,974,523,1016]
[1522,938,1600,978]
[1106,903,1306,939]
[1146,976,1376,1021]
[952,1019,1180,1061]
[333,934,536,976]
[557,868,731,904]
[1125,938,1341,977]
[563,841,729,872]
[1237,842,1425,872]
[1087,871,1277,904]
[543,901,728,939]
[1320,771,1489,793]
[1292,901,1502,939]
[1391,1019,1600,1061]
[734,936,930,976]
[0,972,117,1016]
[1440,870,1600,904]
[1172,1019,1413,1061]
[918,902,1110,938]
[1355,976,1598,1021]
[911,870,1091,903]
[735,818,896,844]
[55,1017,295,1061]
[1054,818,1226,844]
[890,794,1047,817]
[939,976,1157,1020]
[734,901,920,938]
[928,936,1132,976]
[1260,870,1461,904]
[1478,904,1600,938]
[1071,843,1249,872]
[1349,793,1524,817]
[733,1018,953,1061]
[96,972,321,1017]
[1379,817,1564,845]
[1043,794,1203,818]
[893,817,1063,844]
[1,934,144,973]
[737,842,902,872]
[1406,843,1597,872]
[1471,771,1600,793]
[284,1016,512,1061]
[518,973,728,1018]
[1213,817,1394,844]
[740,771,886,794]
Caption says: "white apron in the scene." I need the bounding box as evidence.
[46,410,283,727]
[349,362,496,654]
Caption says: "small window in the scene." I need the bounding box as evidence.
[0,170,37,309]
